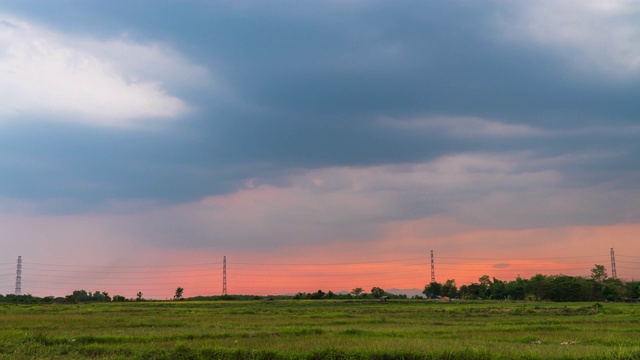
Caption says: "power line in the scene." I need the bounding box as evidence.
[23,273,216,280]
[224,269,425,277]
[23,257,424,268]
[25,279,217,286]
[24,261,221,268]
[7,253,636,270]
[229,257,425,266]
[617,266,640,270]
[23,267,220,274]
[436,267,590,272]
[21,269,427,283]
[438,255,605,260]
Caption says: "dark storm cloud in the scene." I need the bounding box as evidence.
[1,0,639,216]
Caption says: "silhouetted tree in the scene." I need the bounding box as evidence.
[370,287,385,298]
[505,276,527,300]
[603,278,623,301]
[590,264,608,283]
[422,282,442,298]
[624,281,640,299]
[489,278,506,300]
[525,274,547,301]
[478,275,492,298]
[310,289,326,299]
[442,279,458,298]
[174,287,184,300]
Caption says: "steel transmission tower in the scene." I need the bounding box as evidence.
[15,256,22,296]
[610,248,617,280]
[222,256,227,295]
[430,250,435,283]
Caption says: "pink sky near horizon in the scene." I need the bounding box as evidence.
[8,220,639,300]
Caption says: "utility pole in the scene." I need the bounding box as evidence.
[610,248,617,280]
[430,250,435,283]
[15,256,22,296]
[222,256,227,296]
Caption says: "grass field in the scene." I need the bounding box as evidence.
[1,300,640,359]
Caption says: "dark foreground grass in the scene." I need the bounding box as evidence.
[1,300,640,359]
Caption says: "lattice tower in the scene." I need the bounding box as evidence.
[430,250,435,283]
[15,256,22,296]
[610,248,617,280]
[222,256,227,295]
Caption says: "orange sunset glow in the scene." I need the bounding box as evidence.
[12,220,639,299]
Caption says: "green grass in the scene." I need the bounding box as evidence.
[1,300,640,359]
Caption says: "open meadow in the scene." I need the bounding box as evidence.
[1,300,640,359]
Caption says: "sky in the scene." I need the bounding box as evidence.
[1,0,640,299]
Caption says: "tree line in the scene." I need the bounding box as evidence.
[0,290,144,304]
[422,265,640,302]
[292,286,407,300]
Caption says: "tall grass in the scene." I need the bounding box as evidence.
[1,300,640,359]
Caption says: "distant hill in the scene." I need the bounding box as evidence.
[281,288,425,298]
[385,288,424,298]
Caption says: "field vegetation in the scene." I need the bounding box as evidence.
[2,299,640,359]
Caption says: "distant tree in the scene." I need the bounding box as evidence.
[590,264,608,283]
[603,278,623,301]
[310,289,326,299]
[442,279,458,298]
[465,283,484,299]
[370,287,385,298]
[478,275,492,298]
[326,290,335,299]
[624,281,640,299]
[112,295,126,302]
[136,292,143,301]
[489,278,506,300]
[458,284,469,299]
[91,291,111,302]
[174,287,184,301]
[351,287,364,297]
[422,282,442,298]
[71,290,90,302]
[524,273,549,301]
[504,276,527,300]
[544,275,593,302]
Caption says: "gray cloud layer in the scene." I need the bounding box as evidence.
[1,0,639,238]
